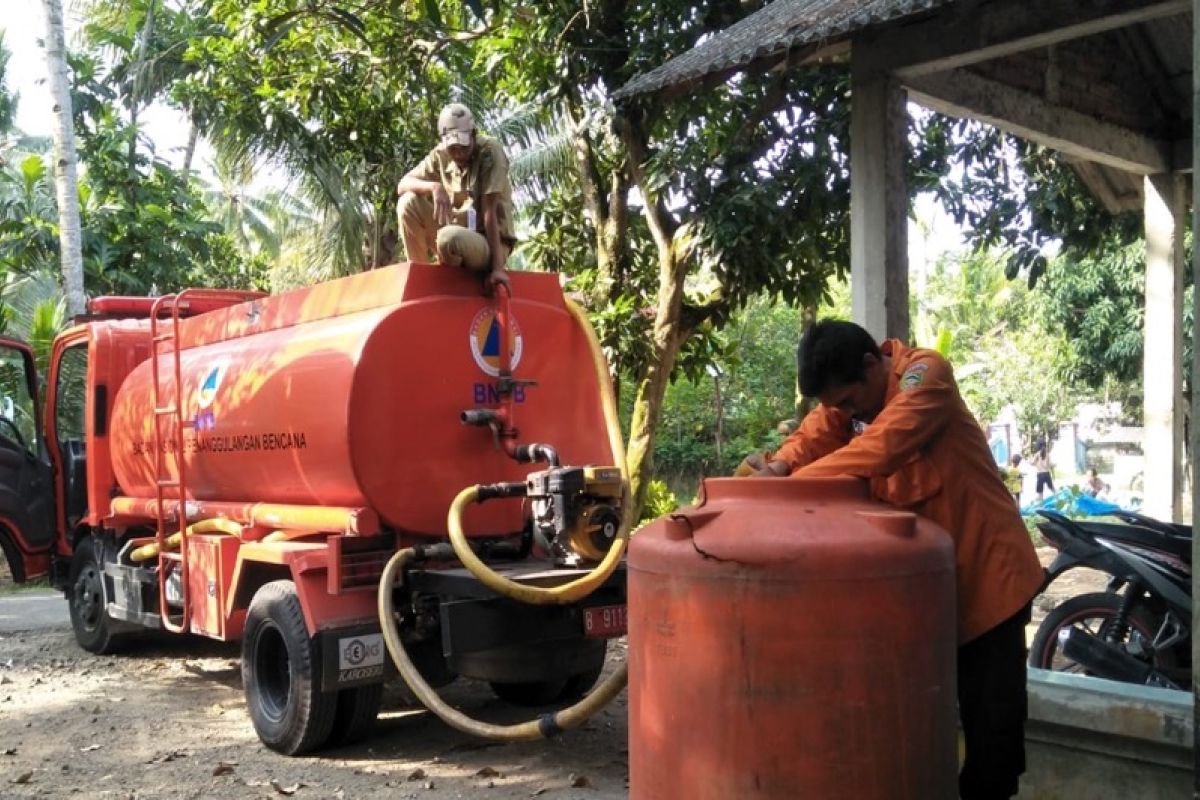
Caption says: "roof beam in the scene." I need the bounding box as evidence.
[858,0,1189,79]
[904,69,1173,174]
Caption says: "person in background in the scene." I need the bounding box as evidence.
[396,103,515,292]
[1031,445,1054,501]
[737,319,1043,800]
[1004,454,1024,505]
[1084,467,1109,499]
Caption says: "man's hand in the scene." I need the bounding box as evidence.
[734,452,788,477]
[432,184,452,226]
[485,267,511,295]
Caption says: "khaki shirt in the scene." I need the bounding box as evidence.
[770,340,1044,644]
[403,134,517,245]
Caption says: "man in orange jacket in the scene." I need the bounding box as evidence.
[740,320,1044,800]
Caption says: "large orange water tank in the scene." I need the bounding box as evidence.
[108,264,616,536]
[628,477,957,799]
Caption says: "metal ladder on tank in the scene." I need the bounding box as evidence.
[147,288,267,633]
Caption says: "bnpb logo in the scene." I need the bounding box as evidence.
[469,307,523,377]
[195,363,227,410]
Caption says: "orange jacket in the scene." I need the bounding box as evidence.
[770,339,1043,643]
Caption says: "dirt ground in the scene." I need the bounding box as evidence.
[0,545,1105,800]
[0,620,630,800]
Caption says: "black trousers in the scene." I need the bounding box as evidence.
[957,603,1032,800]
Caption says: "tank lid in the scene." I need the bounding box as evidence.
[652,476,947,569]
[699,476,869,504]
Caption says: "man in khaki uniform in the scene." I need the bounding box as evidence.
[397,103,516,291]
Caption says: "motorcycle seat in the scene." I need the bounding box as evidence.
[1074,520,1192,566]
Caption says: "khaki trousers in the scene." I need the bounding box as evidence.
[397,192,498,271]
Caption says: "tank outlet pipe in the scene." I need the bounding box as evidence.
[378,547,628,741]
[511,443,559,467]
[129,518,244,562]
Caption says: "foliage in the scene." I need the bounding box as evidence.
[924,249,1082,449]
[0,37,264,297]
[638,479,679,525]
[647,286,850,490]
[175,0,485,274]
[0,33,16,137]
[926,120,1142,287]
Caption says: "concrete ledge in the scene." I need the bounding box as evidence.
[1018,668,1193,799]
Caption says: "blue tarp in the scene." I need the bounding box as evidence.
[1020,488,1131,518]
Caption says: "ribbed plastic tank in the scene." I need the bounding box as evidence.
[108,264,616,536]
[628,477,957,799]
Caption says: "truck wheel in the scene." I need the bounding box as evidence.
[489,678,569,706]
[242,581,337,755]
[326,684,383,747]
[557,655,606,703]
[68,538,124,654]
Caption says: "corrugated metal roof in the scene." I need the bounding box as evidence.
[613,0,957,100]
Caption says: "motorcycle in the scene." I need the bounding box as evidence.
[1029,509,1192,690]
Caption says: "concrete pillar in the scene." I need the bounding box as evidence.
[1191,7,1200,785]
[1142,173,1185,522]
[850,60,909,342]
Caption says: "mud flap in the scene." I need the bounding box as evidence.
[317,625,394,691]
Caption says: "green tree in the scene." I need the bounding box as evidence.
[176,0,481,275]
[481,4,856,518]
[924,249,1081,449]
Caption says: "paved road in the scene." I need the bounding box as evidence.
[0,589,67,633]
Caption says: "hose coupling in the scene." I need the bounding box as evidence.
[475,481,528,502]
[412,542,456,562]
[513,443,560,466]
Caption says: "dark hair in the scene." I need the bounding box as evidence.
[796,319,881,397]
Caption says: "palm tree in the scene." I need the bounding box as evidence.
[1,271,66,373]
[0,33,17,138]
[39,0,86,316]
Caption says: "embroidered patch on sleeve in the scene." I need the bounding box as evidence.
[900,365,928,391]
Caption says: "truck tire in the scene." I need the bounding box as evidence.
[489,677,568,706]
[557,650,606,703]
[243,580,337,755]
[68,537,124,654]
[326,684,383,747]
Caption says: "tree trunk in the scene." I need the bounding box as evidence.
[41,0,86,317]
[797,304,818,420]
[625,249,689,519]
[182,116,199,175]
[618,112,689,520]
[128,0,157,172]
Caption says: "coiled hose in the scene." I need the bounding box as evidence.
[376,296,631,740]
[378,549,628,740]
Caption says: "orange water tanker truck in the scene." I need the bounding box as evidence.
[0,263,629,754]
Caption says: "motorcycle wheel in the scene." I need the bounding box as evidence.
[1029,591,1166,675]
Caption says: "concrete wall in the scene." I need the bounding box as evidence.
[1019,669,1193,799]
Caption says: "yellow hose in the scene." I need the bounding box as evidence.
[378,548,628,741]
[129,518,245,561]
[564,297,628,479]
[448,486,626,605]
[444,298,630,605]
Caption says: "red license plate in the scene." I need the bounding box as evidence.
[583,604,627,638]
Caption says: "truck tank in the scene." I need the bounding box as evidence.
[108,263,616,536]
